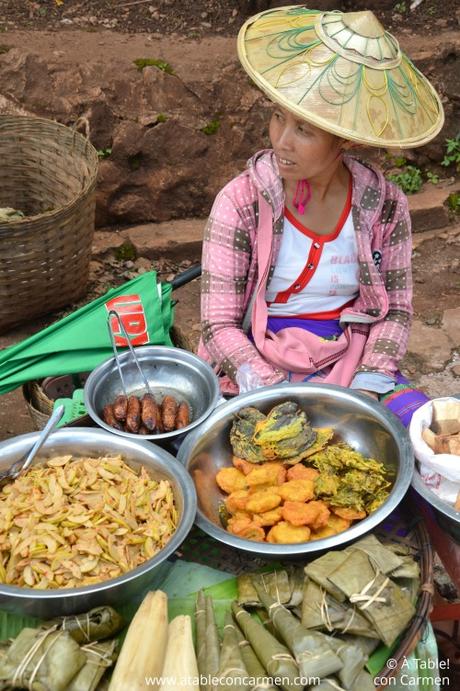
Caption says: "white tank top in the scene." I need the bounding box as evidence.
[266,205,359,318]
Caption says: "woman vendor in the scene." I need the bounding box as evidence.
[198,6,444,427]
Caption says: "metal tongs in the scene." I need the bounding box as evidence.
[107,310,153,397]
[0,404,65,488]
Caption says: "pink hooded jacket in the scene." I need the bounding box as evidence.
[198,150,413,394]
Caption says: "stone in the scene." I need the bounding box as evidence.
[407,321,454,373]
[451,364,460,377]
[442,308,460,348]
[408,181,460,233]
[92,230,125,258]
[124,219,204,260]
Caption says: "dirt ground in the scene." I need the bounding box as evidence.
[2,0,459,37]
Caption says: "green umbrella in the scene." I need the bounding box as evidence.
[0,272,174,395]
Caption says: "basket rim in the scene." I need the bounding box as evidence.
[0,115,99,226]
[374,511,433,686]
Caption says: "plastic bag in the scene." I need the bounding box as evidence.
[409,397,460,505]
[235,363,264,393]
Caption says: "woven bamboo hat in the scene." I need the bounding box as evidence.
[237,5,444,148]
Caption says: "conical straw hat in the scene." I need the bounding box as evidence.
[237,5,444,148]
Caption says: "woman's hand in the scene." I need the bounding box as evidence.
[355,389,379,401]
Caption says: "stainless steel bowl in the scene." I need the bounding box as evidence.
[412,470,460,543]
[177,383,414,558]
[0,428,196,617]
[84,346,221,441]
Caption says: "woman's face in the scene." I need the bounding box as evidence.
[269,106,343,182]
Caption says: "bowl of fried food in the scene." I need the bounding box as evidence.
[177,383,414,557]
[84,346,221,442]
[0,427,196,617]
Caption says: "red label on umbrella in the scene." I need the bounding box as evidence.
[106,294,150,346]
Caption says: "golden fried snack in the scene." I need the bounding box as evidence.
[310,526,336,540]
[331,506,366,521]
[113,395,128,422]
[227,512,252,535]
[327,514,351,533]
[175,401,191,429]
[102,404,123,431]
[246,489,282,514]
[237,524,266,541]
[253,507,283,527]
[311,514,351,540]
[141,393,159,432]
[225,490,250,514]
[162,395,178,432]
[281,500,329,528]
[216,468,248,494]
[276,479,315,503]
[286,464,319,482]
[232,456,255,475]
[266,521,311,544]
[246,463,286,488]
[126,395,141,433]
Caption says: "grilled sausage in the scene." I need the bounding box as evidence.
[138,425,149,435]
[161,395,178,432]
[126,395,141,433]
[113,394,128,422]
[175,401,191,430]
[141,393,159,432]
[102,404,123,431]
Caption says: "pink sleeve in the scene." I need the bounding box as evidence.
[200,187,285,386]
[357,193,413,378]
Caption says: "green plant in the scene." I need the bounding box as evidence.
[385,154,406,168]
[387,165,423,194]
[447,192,460,214]
[133,58,174,75]
[97,147,112,159]
[394,1,407,12]
[115,242,137,262]
[201,119,221,135]
[156,113,168,123]
[426,171,439,185]
[441,137,460,172]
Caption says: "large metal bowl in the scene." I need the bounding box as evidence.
[412,470,460,543]
[177,383,414,558]
[84,346,221,442]
[0,428,196,617]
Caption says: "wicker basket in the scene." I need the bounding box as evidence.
[0,116,99,332]
[22,325,196,430]
[178,507,434,689]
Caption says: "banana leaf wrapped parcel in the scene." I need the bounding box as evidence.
[231,603,301,691]
[253,582,342,681]
[0,627,86,691]
[233,621,278,691]
[301,580,379,639]
[237,571,291,607]
[216,613,250,691]
[67,639,118,691]
[43,606,123,644]
[328,550,416,647]
[195,591,220,691]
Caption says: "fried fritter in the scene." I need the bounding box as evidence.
[246,463,286,488]
[246,489,282,514]
[225,490,250,514]
[253,508,283,527]
[232,456,255,475]
[286,464,319,482]
[216,468,248,494]
[276,479,315,503]
[331,506,367,521]
[266,521,311,544]
[281,500,330,528]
